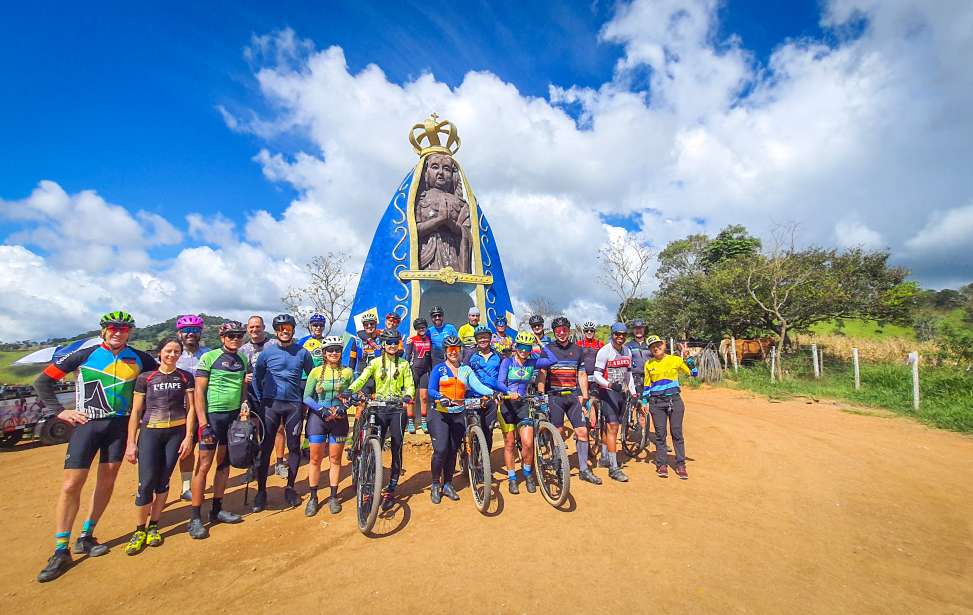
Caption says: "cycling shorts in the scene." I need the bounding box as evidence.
[597,389,627,424]
[64,417,128,469]
[548,393,584,429]
[200,410,239,451]
[411,366,431,389]
[498,399,530,433]
[306,408,349,445]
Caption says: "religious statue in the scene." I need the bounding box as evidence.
[415,153,472,273]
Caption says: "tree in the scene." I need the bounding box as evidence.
[598,232,652,323]
[281,252,357,335]
[524,295,559,322]
[703,224,761,266]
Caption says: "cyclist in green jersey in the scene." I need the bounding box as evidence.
[187,322,249,539]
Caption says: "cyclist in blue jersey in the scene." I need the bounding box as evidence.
[465,325,502,452]
[427,305,459,363]
[495,331,557,494]
[33,311,158,582]
[527,314,552,362]
[297,313,328,367]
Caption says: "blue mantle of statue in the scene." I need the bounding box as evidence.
[345,115,515,342]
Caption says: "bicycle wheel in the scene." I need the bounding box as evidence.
[534,420,570,507]
[620,401,648,458]
[356,437,384,534]
[466,425,491,513]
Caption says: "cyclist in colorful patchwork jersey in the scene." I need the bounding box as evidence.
[298,313,328,368]
[187,322,249,539]
[345,330,415,511]
[404,317,433,434]
[592,322,636,483]
[495,331,557,495]
[174,314,208,501]
[34,311,158,583]
[642,335,697,480]
[427,335,495,504]
[544,317,601,485]
[346,313,383,395]
[302,336,354,516]
[123,337,196,555]
[491,316,513,357]
[464,325,502,453]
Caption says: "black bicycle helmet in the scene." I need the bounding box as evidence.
[272,314,296,329]
[528,314,544,327]
[551,316,570,329]
[429,305,445,317]
[413,317,427,328]
[629,318,646,328]
[443,335,462,348]
[380,330,402,344]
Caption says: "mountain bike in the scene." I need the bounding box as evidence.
[437,397,492,513]
[620,395,649,458]
[348,396,403,534]
[502,393,570,508]
[584,396,604,469]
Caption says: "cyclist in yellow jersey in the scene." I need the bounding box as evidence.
[641,335,697,480]
[456,307,481,347]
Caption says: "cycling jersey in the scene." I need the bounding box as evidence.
[298,335,325,367]
[304,364,354,409]
[466,350,502,389]
[544,340,585,392]
[492,332,513,355]
[592,343,636,392]
[643,354,696,397]
[428,363,494,406]
[427,323,459,362]
[457,322,479,347]
[577,338,604,376]
[347,329,383,373]
[35,343,158,418]
[175,346,209,373]
[254,343,315,403]
[531,333,552,358]
[404,334,433,372]
[196,348,249,413]
[134,368,194,428]
[495,348,557,397]
[240,336,276,365]
[626,338,652,384]
[348,355,415,399]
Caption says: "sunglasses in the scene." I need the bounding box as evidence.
[223,332,244,340]
[514,344,533,352]
[105,325,132,333]
[612,332,626,336]
[324,347,342,353]
[178,326,202,335]
[583,329,595,333]
[554,326,569,334]
[364,322,377,328]
[445,345,462,351]
[275,325,294,332]
[384,341,399,346]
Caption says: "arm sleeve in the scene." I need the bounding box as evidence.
[34,345,95,412]
[535,345,558,369]
[427,365,443,400]
[462,366,494,396]
[495,358,511,394]
[348,360,374,393]
[592,347,609,387]
[303,369,321,411]
[401,359,415,398]
[253,351,266,401]
[404,340,414,364]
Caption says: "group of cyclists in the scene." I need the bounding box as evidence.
[32,305,697,583]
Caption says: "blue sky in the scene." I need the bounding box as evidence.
[1,0,823,240]
[2,0,971,341]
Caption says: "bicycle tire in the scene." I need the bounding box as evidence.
[356,437,383,534]
[620,401,648,458]
[534,420,570,508]
[466,425,491,513]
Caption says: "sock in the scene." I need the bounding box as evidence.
[309,485,318,498]
[81,519,96,537]
[181,472,192,492]
[330,485,338,498]
[576,439,590,470]
[191,506,201,521]
[523,464,533,476]
[276,457,284,465]
[136,523,146,532]
[147,521,158,530]
[609,452,618,470]
[212,498,222,514]
[54,531,70,552]
[601,444,608,459]
[507,469,517,480]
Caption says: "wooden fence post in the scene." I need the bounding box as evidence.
[730,336,739,373]
[811,344,820,379]
[852,347,860,391]
[909,351,920,411]
[670,337,675,355]
[769,347,776,382]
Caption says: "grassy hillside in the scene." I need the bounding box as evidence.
[0,350,44,385]
[808,318,915,340]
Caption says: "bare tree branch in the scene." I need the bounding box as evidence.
[597,232,652,321]
[281,252,358,335]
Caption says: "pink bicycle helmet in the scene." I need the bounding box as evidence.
[176,314,204,330]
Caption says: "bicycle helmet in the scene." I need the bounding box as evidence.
[219,321,246,335]
[322,335,344,350]
[582,320,596,330]
[629,318,646,328]
[495,317,507,326]
[429,305,445,317]
[528,314,544,327]
[385,312,401,322]
[413,317,427,329]
[514,331,536,346]
[308,313,327,325]
[473,325,492,338]
[551,316,570,330]
[361,313,378,325]
[610,322,628,334]
[100,310,135,328]
[645,335,664,348]
[176,314,203,330]
[380,330,402,344]
[443,335,462,348]
[272,314,297,330]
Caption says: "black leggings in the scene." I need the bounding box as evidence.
[428,411,465,486]
[135,426,184,506]
[375,409,405,489]
[477,401,496,452]
[258,400,304,489]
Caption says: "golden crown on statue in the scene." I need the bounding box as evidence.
[409,113,461,156]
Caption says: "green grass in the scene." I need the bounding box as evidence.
[723,354,973,433]
[0,350,44,385]
[809,318,915,340]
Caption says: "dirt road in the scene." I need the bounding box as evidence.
[1,388,971,614]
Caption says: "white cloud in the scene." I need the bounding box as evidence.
[834,216,884,250]
[187,212,237,247]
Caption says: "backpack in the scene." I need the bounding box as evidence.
[227,414,262,470]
